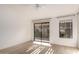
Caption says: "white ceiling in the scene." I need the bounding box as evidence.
[28,4,79,19]
[0,4,79,19]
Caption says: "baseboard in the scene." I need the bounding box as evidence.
[50,43,77,48]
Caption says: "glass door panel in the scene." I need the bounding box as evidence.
[42,23,49,42]
[34,23,41,42]
[34,22,49,42]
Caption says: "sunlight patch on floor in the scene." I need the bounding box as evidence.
[33,41,51,46]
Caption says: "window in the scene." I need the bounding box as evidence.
[59,20,72,38]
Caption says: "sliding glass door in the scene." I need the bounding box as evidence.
[34,23,42,42]
[34,22,49,43]
[41,23,49,42]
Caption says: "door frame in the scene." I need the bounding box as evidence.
[33,22,50,43]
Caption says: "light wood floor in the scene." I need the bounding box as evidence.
[0,40,79,54]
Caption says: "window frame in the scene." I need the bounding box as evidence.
[59,20,73,38]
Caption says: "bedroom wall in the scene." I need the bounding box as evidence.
[50,15,77,47]
[77,12,79,48]
[0,5,33,49]
[0,4,79,49]
[31,4,79,47]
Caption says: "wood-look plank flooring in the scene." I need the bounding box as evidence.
[0,40,79,54]
[25,44,54,54]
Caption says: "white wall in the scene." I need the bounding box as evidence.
[0,4,79,49]
[31,4,79,47]
[0,5,32,49]
[77,13,79,48]
[50,15,77,47]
